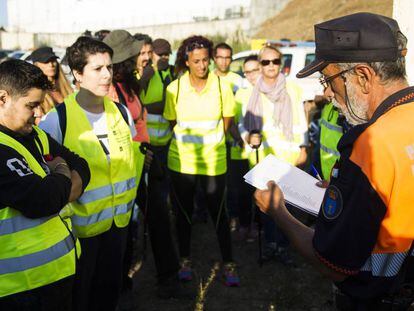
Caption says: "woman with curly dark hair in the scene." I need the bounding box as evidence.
[164,35,242,287]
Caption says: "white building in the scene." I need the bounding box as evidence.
[5,0,250,33]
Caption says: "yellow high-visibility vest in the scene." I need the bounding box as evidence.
[231,87,250,160]
[164,72,236,176]
[0,126,77,297]
[319,103,342,180]
[64,93,138,238]
[214,71,242,94]
[140,68,173,146]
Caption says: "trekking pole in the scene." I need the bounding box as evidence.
[249,129,263,267]
[142,171,149,261]
[140,143,150,261]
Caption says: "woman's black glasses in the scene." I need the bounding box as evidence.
[260,58,281,66]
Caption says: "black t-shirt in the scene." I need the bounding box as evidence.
[0,125,90,218]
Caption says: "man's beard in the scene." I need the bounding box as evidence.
[332,83,369,126]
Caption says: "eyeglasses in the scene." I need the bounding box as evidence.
[243,68,260,76]
[319,67,355,90]
[260,58,281,66]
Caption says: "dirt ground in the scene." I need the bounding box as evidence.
[118,211,335,311]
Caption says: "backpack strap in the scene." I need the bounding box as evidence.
[56,101,129,142]
[175,77,181,104]
[114,102,129,125]
[114,83,127,107]
[55,103,67,144]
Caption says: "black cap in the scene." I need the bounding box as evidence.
[28,47,59,63]
[297,12,406,78]
[153,38,171,55]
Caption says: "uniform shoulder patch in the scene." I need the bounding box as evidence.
[321,185,343,220]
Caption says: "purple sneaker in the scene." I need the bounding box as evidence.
[178,258,192,281]
[223,262,240,287]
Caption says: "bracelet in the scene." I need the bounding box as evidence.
[53,162,71,179]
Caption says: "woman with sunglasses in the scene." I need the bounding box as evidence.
[29,47,73,121]
[164,35,241,287]
[241,44,308,168]
[240,44,308,263]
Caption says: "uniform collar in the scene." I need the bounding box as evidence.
[369,86,414,124]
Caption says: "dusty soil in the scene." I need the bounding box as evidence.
[118,214,335,311]
[254,0,393,41]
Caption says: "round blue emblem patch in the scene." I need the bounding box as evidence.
[322,185,343,220]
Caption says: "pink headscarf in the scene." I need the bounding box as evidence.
[243,73,293,140]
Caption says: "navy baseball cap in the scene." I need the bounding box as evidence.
[28,47,59,63]
[297,12,407,78]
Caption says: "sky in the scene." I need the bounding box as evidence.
[0,0,7,27]
[1,0,250,32]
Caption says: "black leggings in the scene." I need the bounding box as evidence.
[170,171,233,262]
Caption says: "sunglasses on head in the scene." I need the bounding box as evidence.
[185,42,206,54]
[260,58,281,66]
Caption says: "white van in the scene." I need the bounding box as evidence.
[230,44,323,101]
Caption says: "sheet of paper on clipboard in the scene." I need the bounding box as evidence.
[243,154,325,216]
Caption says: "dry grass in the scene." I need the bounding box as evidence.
[194,262,221,311]
[254,0,393,40]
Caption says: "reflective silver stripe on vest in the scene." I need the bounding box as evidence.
[261,139,299,152]
[173,132,224,144]
[147,127,171,138]
[78,177,136,205]
[114,200,135,216]
[320,143,341,157]
[0,234,74,275]
[71,200,134,227]
[0,214,55,236]
[147,113,169,124]
[320,118,343,133]
[177,120,219,130]
[261,123,306,135]
[360,251,410,277]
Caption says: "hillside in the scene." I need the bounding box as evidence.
[254,0,393,40]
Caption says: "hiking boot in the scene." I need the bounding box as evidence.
[178,258,192,281]
[157,276,195,300]
[223,262,240,287]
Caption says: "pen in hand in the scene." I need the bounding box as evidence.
[311,165,323,181]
